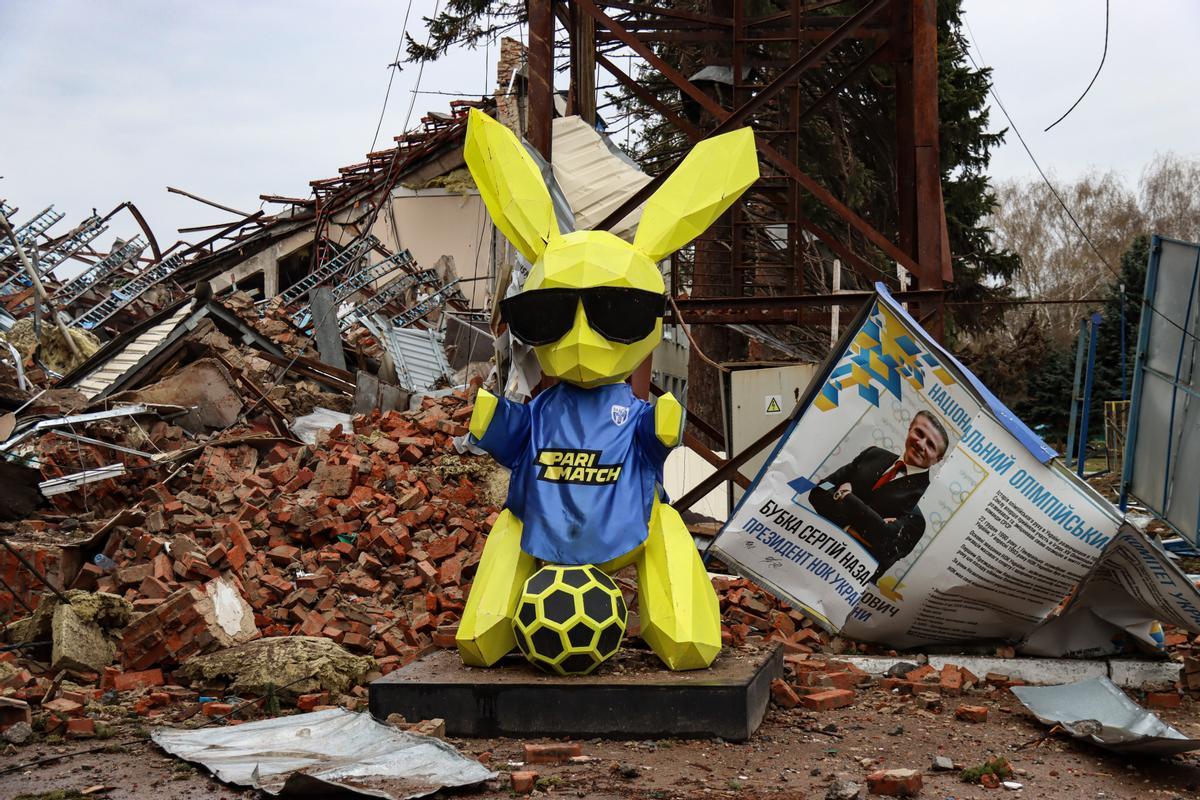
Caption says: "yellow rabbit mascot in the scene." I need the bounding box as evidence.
[457,109,758,673]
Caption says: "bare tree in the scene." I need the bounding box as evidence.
[1140,152,1200,242]
[989,170,1144,343]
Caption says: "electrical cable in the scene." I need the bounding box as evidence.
[1044,0,1109,132]
[371,0,416,153]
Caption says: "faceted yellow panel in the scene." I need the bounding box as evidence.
[464,108,556,263]
[654,392,683,447]
[636,500,721,670]
[456,510,537,667]
[526,230,664,388]
[468,387,498,440]
[634,127,759,262]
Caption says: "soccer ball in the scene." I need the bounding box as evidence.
[512,564,627,675]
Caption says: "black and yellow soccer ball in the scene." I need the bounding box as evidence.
[512,564,627,675]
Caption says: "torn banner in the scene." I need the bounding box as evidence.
[710,284,1200,652]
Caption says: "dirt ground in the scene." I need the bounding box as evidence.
[5,687,1200,800]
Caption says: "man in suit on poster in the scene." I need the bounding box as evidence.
[809,410,950,583]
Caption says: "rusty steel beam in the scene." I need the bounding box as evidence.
[685,429,752,490]
[583,0,922,280]
[796,40,891,127]
[675,413,795,512]
[666,289,945,325]
[527,0,555,160]
[121,202,163,262]
[167,186,253,218]
[596,29,887,43]
[649,381,726,448]
[595,51,703,138]
[570,2,597,124]
[911,0,943,287]
[590,54,874,277]
[716,0,892,138]
[602,0,732,26]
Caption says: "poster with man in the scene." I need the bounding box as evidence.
[710,285,1128,646]
[805,408,949,584]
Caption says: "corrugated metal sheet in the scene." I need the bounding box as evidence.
[551,116,651,240]
[384,326,453,392]
[74,305,191,399]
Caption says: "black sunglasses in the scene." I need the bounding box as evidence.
[499,287,666,346]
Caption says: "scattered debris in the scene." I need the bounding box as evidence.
[825,778,862,800]
[180,637,374,699]
[931,755,955,771]
[150,707,495,798]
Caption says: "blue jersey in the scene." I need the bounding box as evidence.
[473,382,671,565]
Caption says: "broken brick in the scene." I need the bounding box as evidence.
[113,668,165,692]
[771,679,800,709]
[511,770,539,794]
[1146,692,1182,709]
[0,697,31,731]
[866,768,922,797]
[955,704,988,723]
[66,717,96,737]
[523,742,582,764]
[800,689,855,711]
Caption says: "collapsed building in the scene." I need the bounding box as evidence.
[0,40,745,742]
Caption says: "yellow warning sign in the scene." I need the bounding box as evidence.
[764,394,783,414]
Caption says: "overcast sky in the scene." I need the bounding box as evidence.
[1,1,1197,274]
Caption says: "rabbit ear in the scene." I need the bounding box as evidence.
[464,108,557,263]
[633,127,759,262]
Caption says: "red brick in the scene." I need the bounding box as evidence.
[939,664,963,696]
[799,689,855,711]
[523,742,582,764]
[819,671,861,691]
[43,697,84,717]
[138,575,174,599]
[955,704,988,723]
[770,679,800,709]
[268,545,301,565]
[203,702,235,717]
[511,770,539,794]
[297,693,329,712]
[905,664,935,682]
[959,666,980,688]
[866,768,922,797]
[341,632,371,650]
[431,626,458,649]
[114,668,165,692]
[59,689,89,706]
[0,697,31,730]
[415,559,438,583]
[66,717,96,737]
[1146,692,1182,709]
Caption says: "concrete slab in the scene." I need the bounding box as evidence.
[842,654,1177,689]
[927,656,1109,685]
[1109,659,1182,691]
[369,644,782,741]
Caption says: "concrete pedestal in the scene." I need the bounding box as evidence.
[369,644,782,741]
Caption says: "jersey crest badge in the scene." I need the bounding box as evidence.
[610,404,629,426]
